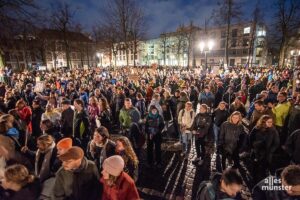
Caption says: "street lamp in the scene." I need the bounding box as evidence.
[199,39,214,72]
[290,50,298,67]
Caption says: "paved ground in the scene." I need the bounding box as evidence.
[136,136,253,200]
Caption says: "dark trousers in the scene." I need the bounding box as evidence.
[147,134,162,165]
[252,160,269,185]
[221,149,240,170]
[195,137,206,158]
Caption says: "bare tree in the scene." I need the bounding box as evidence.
[247,1,264,67]
[102,0,146,67]
[159,33,169,66]
[51,2,76,69]
[273,0,300,67]
[0,0,38,67]
[212,0,242,67]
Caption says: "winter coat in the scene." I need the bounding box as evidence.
[285,129,300,164]
[252,175,299,200]
[213,109,229,127]
[249,108,275,130]
[61,107,74,137]
[145,113,164,136]
[160,97,173,121]
[135,99,146,118]
[198,92,215,108]
[119,107,141,129]
[148,99,163,117]
[218,121,244,155]
[17,106,32,133]
[53,157,102,200]
[178,108,195,134]
[73,110,90,140]
[99,108,112,130]
[196,173,242,200]
[101,172,140,200]
[192,113,212,138]
[0,178,41,200]
[287,105,300,135]
[272,101,291,127]
[214,86,225,108]
[249,127,280,164]
[87,139,116,170]
[31,106,44,138]
[117,150,139,182]
[229,103,247,117]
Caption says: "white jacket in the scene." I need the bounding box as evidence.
[178,108,195,133]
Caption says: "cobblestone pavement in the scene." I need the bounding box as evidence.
[136,137,253,200]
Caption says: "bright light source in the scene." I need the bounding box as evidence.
[199,41,205,52]
[208,40,214,50]
[96,53,100,57]
[291,50,295,55]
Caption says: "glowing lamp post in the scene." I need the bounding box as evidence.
[199,40,214,72]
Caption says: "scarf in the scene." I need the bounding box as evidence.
[35,142,55,182]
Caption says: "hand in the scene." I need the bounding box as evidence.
[21,146,29,153]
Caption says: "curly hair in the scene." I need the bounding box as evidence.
[116,136,139,167]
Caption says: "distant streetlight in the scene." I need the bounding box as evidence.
[96,53,104,67]
[199,39,214,71]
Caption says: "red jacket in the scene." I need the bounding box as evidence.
[18,106,32,133]
[101,172,140,200]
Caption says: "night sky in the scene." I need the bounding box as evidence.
[39,0,274,38]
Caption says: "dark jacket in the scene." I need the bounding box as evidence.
[73,110,90,139]
[196,173,242,200]
[192,112,212,138]
[87,139,116,170]
[252,175,300,200]
[1,178,41,200]
[61,107,74,137]
[285,129,300,164]
[199,92,215,108]
[213,109,230,127]
[145,113,164,136]
[31,106,44,138]
[249,127,280,163]
[53,157,102,200]
[135,99,146,118]
[287,105,300,135]
[98,108,112,130]
[218,121,244,155]
[160,97,173,121]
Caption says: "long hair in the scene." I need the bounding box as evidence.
[256,115,273,130]
[99,97,110,111]
[116,136,139,167]
[228,111,242,125]
[0,114,14,134]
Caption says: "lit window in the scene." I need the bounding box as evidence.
[244,27,251,34]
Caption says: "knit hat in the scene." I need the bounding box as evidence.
[102,155,125,177]
[149,105,158,111]
[58,146,84,161]
[57,138,72,150]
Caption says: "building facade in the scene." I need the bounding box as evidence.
[2,29,97,70]
[109,22,267,67]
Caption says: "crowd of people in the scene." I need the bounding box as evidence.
[0,65,299,200]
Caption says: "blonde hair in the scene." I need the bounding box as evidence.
[37,135,54,147]
[228,111,242,125]
[256,115,273,130]
[4,164,34,187]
